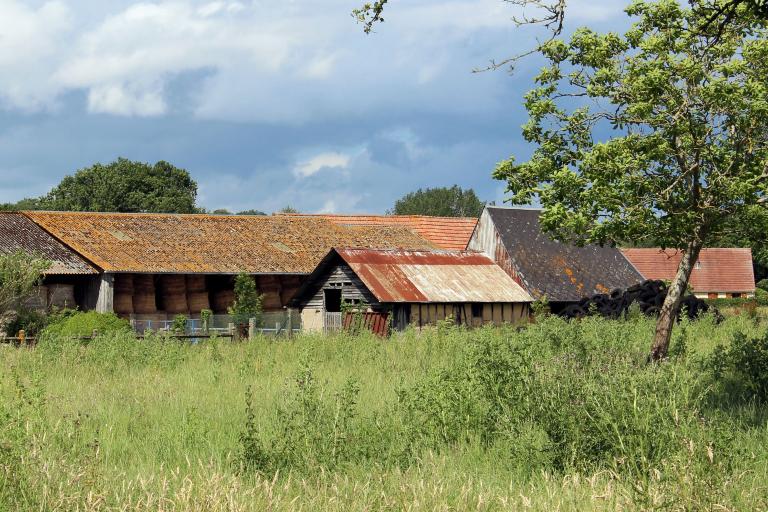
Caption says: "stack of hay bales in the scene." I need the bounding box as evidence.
[113,274,134,316]
[186,275,210,313]
[159,275,188,314]
[133,274,157,314]
[48,284,76,310]
[211,289,235,313]
[24,285,49,312]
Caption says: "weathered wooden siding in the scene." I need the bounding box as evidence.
[409,302,528,329]
[301,264,380,309]
[467,209,530,292]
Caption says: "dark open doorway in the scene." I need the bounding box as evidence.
[324,288,342,312]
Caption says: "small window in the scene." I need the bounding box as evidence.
[471,303,483,318]
[731,293,742,299]
[708,293,718,299]
[695,261,702,269]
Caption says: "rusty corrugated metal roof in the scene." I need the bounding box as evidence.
[0,213,97,275]
[622,248,755,293]
[485,207,644,301]
[335,248,533,303]
[280,213,478,250]
[23,211,435,274]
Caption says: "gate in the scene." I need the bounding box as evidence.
[324,312,343,333]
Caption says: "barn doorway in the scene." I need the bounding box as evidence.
[324,288,342,312]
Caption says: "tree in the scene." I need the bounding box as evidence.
[494,1,768,360]
[211,209,233,215]
[390,185,485,218]
[228,273,263,333]
[38,158,198,213]
[0,251,50,315]
[237,209,267,216]
[708,205,768,280]
[278,206,299,214]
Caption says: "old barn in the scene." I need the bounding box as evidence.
[468,207,643,310]
[15,211,434,322]
[291,248,533,331]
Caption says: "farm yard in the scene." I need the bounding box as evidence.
[3,311,768,511]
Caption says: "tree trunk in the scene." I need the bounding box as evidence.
[649,240,704,361]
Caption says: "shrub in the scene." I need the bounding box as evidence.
[756,278,768,292]
[229,273,263,328]
[756,288,768,306]
[42,311,130,338]
[707,330,768,403]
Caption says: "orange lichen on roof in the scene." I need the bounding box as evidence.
[23,211,435,274]
[281,213,478,250]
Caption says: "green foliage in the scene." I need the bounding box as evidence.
[3,308,48,337]
[0,250,50,314]
[33,158,198,213]
[2,315,768,509]
[706,330,768,402]
[172,314,188,332]
[757,279,768,291]
[278,206,299,214]
[237,209,267,216]
[228,274,263,326]
[390,185,485,217]
[756,288,768,306]
[495,2,768,252]
[42,311,130,338]
[211,209,232,215]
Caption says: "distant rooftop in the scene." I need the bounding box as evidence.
[279,213,478,250]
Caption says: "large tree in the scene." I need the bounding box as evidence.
[17,159,199,214]
[390,185,485,217]
[44,158,198,213]
[493,0,768,360]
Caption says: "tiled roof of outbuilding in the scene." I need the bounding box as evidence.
[621,248,755,293]
[23,211,434,274]
[485,207,644,301]
[281,214,477,250]
[0,212,97,274]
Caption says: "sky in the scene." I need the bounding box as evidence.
[0,0,626,214]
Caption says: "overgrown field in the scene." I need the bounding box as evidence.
[2,312,768,511]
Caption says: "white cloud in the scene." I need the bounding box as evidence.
[294,151,351,178]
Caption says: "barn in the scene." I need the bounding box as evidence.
[291,248,533,332]
[0,212,98,311]
[15,211,434,323]
[468,206,644,311]
[621,248,755,299]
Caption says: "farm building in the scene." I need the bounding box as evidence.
[622,248,755,299]
[281,213,478,250]
[468,207,643,310]
[290,248,533,332]
[0,212,98,311]
[10,211,434,322]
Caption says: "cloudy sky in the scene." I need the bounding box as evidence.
[0,0,625,213]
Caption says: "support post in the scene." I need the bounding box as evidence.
[248,318,255,340]
[95,273,115,313]
[287,308,294,338]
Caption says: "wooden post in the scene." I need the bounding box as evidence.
[228,322,236,341]
[248,318,255,340]
[287,308,294,338]
[18,330,25,346]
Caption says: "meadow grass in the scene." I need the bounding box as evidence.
[1,311,768,510]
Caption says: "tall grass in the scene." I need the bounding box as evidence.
[1,313,767,510]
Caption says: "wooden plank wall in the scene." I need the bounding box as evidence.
[410,302,528,328]
[300,264,380,309]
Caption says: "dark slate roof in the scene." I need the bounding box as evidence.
[0,213,97,274]
[487,207,643,301]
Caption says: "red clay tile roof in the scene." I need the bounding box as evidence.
[23,211,435,274]
[621,248,755,293]
[0,213,97,275]
[281,214,478,250]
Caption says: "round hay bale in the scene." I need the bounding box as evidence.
[133,293,157,314]
[134,274,156,291]
[159,275,186,294]
[114,274,135,294]
[186,275,206,292]
[114,293,134,315]
[162,293,188,314]
[187,291,210,313]
[211,289,234,313]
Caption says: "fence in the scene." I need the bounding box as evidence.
[324,312,343,333]
[130,311,301,337]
